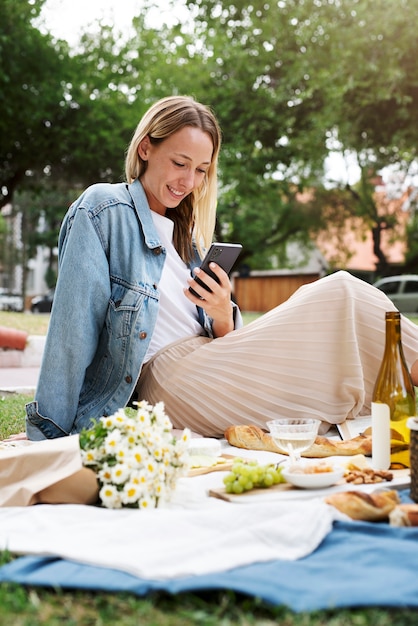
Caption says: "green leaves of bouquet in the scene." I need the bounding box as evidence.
[79,401,190,509]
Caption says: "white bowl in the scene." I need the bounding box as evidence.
[282,466,344,489]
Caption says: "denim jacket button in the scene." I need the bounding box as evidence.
[125,375,132,384]
[139,331,147,340]
[153,247,162,255]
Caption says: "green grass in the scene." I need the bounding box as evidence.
[1,314,418,623]
[0,311,50,336]
[0,312,259,336]
[0,393,29,440]
[1,310,417,337]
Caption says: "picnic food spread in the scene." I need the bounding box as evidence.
[224,424,373,457]
[217,425,415,523]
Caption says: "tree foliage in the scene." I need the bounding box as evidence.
[2,0,418,282]
[184,0,418,271]
[0,0,69,205]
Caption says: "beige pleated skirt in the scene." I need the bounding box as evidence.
[136,271,418,437]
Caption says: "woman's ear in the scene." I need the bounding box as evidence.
[138,135,150,160]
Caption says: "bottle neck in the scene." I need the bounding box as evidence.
[384,312,402,355]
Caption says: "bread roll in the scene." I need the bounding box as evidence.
[325,490,400,521]
[224,424,372,458]
[389,503,418,527]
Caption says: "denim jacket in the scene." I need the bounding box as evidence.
[26,179,242,440]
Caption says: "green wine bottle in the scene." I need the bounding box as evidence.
[371,311,416,470]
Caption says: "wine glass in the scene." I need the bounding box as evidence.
[267,418,320,466]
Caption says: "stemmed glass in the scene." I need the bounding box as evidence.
[267,418,320,466]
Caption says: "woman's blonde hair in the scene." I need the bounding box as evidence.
[125,95,221,262]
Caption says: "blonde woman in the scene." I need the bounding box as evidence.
[21,96,418,441]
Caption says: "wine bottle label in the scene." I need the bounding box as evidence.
[371,402,391,470]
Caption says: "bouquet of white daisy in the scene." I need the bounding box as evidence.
[79,401,190,509]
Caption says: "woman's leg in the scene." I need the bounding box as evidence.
[138,272,418,437]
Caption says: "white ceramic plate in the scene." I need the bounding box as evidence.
[282,466,344,489]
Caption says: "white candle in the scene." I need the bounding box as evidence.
[371,402,391,470]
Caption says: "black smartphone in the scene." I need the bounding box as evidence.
[189,242,242,298]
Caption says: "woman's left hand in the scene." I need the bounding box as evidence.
[185,262,234,337]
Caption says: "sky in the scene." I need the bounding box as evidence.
[38,0,182,46]
[39,0,138,43]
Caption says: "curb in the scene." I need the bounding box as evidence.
[0,387,36,396]
[0,335,45,368]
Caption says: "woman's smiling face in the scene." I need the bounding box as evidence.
[138,126,214,215]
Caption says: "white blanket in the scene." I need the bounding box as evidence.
[0,438,349,580]
[0,482,335,580]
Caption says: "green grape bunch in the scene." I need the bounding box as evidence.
[223,458,285,494]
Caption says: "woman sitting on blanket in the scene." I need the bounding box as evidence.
[13,96,418,441]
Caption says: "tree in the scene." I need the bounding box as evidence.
[183,0,418,270]
[0,0,71,206]
[4,0,418,277]
[0,1,151,205]
[171,1,331,267]
[1,2,192,289]
[319,0,418,273]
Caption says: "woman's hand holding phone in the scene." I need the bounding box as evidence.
[188,242,242,299]
[185,262,235,337]
[188,262,228,300]
[185,243,242,338]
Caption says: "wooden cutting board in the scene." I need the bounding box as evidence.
[209,468,411,503]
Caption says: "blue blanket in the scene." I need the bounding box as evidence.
[1,491,418,612]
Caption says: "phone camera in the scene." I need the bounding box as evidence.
[210,247,222,260]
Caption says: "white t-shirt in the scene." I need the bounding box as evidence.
[144,211,202,361]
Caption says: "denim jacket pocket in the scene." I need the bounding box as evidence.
[109,284,146,338]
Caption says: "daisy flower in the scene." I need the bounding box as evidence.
[79,401,190,509]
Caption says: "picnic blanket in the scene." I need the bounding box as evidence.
[1,438,418,611]
[0,496,336,579]
[1,500,418,612]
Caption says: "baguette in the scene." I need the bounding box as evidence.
[325,489,400,521]
[389,503,418,527]
[224,424,372,458]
